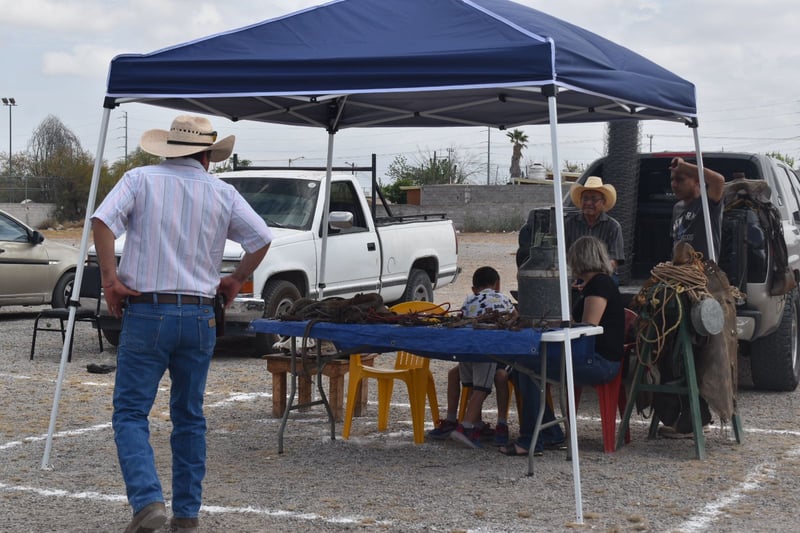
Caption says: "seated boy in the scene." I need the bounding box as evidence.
[428,365,512,446]
[427,266,515,449]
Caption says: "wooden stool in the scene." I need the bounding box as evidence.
[264,353,376,421]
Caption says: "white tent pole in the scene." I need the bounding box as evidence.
[41,106,112,470]
[691,127,715,262]
[317,132,335,300]
[547,92,583,524]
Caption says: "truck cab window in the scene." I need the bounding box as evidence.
[328,182,367,232]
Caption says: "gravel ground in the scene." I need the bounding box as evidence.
[2,231,800,532]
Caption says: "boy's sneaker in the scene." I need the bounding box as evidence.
[493,422,509,446]
[478,422,494,441]
[450,424,483,449]
[428,419,458,440]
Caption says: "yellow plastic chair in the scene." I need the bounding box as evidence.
[342,301,444,444]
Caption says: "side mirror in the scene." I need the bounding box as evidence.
[30,230,45,244]
[328,211,354,230]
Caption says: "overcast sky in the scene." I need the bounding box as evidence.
[2,0,799,189]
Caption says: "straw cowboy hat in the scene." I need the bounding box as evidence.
[570,176,617,211]
[140,115,235,163]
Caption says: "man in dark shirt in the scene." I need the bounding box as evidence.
[669,157,725,260]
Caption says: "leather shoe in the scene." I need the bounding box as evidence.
[170,517,200,532]
[124,501,167,533]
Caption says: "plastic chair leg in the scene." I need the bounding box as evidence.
[426,374,440,425]
[595,372,622,453]
[342,374,363,440]
[376,379,394,431]
[409,370,428,444]
[457,386,470,422]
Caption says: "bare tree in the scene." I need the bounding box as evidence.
[24,115,95,221]
[26,115,83,177]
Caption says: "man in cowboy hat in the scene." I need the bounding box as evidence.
[669,156,725,260]
[92,115,273,533]
[565,176,624,274]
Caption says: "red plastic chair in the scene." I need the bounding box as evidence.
[575,307,637,453]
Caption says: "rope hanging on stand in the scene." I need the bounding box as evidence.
[632,247,712,363]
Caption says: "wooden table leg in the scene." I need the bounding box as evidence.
[271,370,287,418]
[297,371,312,411]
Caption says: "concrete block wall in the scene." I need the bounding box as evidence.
[0,203,56,229]
[384,182,572,232]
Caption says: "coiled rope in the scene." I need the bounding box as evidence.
[633,249,712,364]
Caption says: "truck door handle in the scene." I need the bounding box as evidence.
[367,242,376,251]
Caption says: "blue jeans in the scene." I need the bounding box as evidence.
[571,352,621,386]
[113,302,216,518]
[511,370,565,452]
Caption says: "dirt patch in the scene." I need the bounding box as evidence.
[41,226,91,248]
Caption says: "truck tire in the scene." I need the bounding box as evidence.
[51,271,75,309]
[401,268,434,302]
[255,279,302,353]
[750,289,800,391]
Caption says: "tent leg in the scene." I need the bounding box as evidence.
[41,106,112,470]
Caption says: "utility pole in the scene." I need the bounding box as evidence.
[486,127,491,185]
[647,134,653,152]
[446,147,454,184]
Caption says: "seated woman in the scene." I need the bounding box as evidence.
[567,235,625,385]
[499,235,624,457]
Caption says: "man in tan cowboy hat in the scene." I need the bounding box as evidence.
[566,176,624,275]
[92,115,273,533]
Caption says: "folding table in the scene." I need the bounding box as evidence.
[249,319,601,471]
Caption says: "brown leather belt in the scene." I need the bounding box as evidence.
[128,293,214,306]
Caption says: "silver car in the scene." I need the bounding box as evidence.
[0,209,80,309]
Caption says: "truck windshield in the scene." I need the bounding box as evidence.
[221,177,320,230]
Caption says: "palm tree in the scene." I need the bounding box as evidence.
[603,120,641,285]
[507,129,528,179]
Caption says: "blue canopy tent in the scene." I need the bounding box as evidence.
[44,0,709,522]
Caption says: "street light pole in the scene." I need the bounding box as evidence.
[288,156,305,167]
[1,97,16,177]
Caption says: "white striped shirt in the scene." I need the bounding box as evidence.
[92,158,273,297]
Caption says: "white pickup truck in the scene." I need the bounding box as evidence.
[91,168,460,352]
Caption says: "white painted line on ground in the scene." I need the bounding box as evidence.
[0,371,111,388]
[0,373,32,380]
[201,503,392,526]
[678,444,800,531]
[0,482,127,502]
[0,423,111,451]
[0,482,393,527]
[205,392,271,408]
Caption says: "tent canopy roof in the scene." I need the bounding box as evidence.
[105,0,696,131]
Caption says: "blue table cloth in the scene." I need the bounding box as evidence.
[250,319,595,366]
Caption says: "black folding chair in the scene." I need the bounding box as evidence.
[30,265,104,361]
